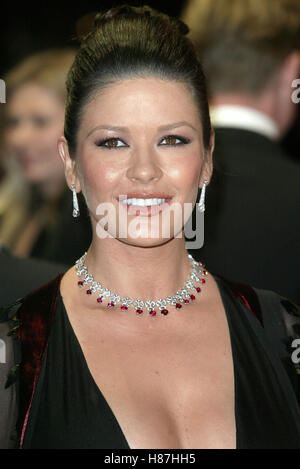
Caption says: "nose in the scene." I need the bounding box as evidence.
[126,146,163,184]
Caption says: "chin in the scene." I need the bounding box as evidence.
[24,173,43,184]
[117,235,174,249]
[95,214,184,246]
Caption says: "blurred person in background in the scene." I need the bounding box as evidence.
[0,49,92,265]
[0,142,28,251]
[182,0,300,304]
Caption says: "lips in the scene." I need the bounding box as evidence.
[117,192,173,200]
[117,193,173,217]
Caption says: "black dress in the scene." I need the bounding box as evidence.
[27,276,300,449]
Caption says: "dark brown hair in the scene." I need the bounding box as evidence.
[64,4,212,157]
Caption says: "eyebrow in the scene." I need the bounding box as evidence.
[86,121,197,138]
[86,125,128,138]
[158,121,197,131]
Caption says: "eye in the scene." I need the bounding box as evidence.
[95,137,128,149]
[160,135,190,146]
[32,116,52,128]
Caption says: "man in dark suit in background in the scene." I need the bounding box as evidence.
[0,245,66,306]
[182,0,300,304]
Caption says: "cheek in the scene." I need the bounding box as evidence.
[169,155,202,192]
[39,126,64,158]
[78,152,122,201]
[4,129,21,149]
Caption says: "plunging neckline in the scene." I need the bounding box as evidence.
[57,274,238,449]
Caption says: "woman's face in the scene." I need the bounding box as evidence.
[60,77,213,247]
[4,82,65,187]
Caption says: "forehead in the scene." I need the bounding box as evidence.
[79,77,202,132]
[7,83,63,114]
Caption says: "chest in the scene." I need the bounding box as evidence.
[69,311,236,449]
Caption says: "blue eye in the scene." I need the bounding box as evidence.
[160,135,190,145]
[95,138,128,149]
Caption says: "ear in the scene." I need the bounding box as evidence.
[199,129,215,189]
[57,136,81,192]
[279,50,300,87]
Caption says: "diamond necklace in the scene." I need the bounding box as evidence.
[75,252,208,316]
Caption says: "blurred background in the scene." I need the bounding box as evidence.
[0,1,185,76]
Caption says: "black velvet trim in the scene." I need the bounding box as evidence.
[16,274,63,447]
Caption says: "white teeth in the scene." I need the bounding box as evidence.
[121,198,167,206]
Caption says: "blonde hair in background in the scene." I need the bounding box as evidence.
[4,48,76,102]
[181,0,300,94]
[0,48,77,143]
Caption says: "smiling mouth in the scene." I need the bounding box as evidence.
[117,194,173,216]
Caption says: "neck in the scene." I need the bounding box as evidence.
[210,92,283,135]
[211,91,299,139]
[210,84,296,138]
[83,236,192,302]
[34,176,65,201]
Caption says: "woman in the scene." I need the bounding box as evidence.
[0,49,91,265]
[1,5,300,449]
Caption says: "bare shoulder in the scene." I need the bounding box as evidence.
[192,270,226,316]
[60,266,77,294]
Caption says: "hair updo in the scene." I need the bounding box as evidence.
[64,4,212,157]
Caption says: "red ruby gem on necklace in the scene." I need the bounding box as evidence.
[136,309,143,315]
[161,309,169,315]
[86,289,92,295]
[201,279,206,284]
[149,310,156,316]
[107,301,115,307]
[190,294,196,300]
[203,269,207,275]
[196,287,201,292]
[78,281,83,287]
[175,303,182,309]
[184,299,190,304]
[97,297,103,303]
[121,305,128,310]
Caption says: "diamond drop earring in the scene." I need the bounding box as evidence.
[198,180,208,212]
[71,184,80,217]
